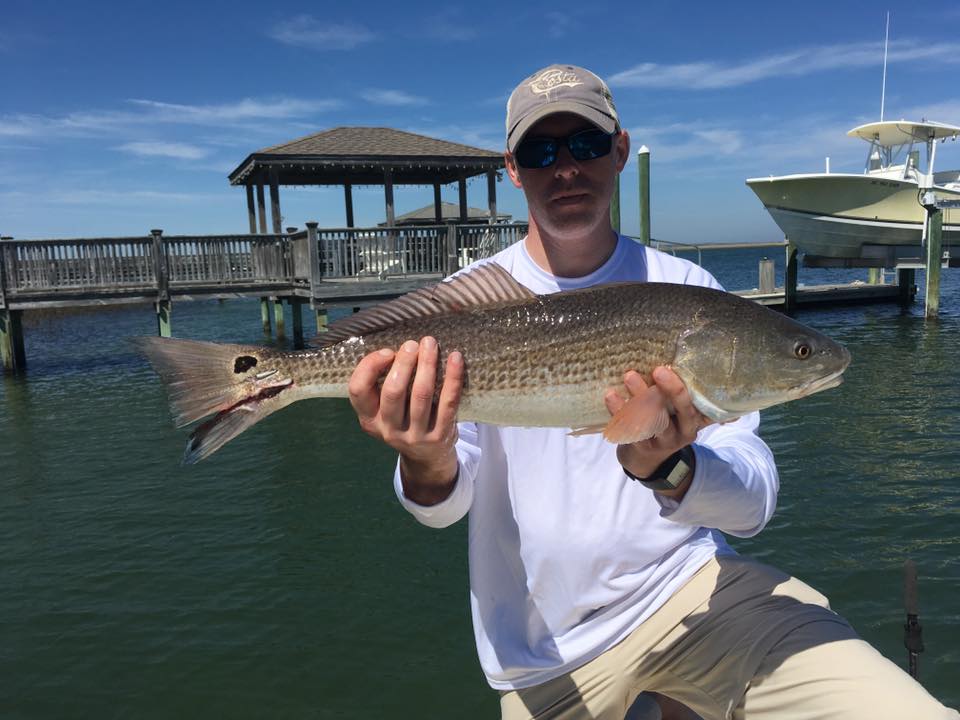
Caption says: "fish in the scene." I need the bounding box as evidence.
[134,262,851,463]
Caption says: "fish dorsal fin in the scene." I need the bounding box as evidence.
[311,263,537,347]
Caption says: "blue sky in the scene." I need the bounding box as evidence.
[5,0,960,243]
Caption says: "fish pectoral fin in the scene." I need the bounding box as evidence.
[568,424,607,437]
[602,388,671,445]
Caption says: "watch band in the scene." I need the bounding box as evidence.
[623,445,695,491]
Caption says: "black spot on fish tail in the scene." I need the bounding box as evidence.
[234,355,258,374]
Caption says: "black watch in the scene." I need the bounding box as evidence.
[623,445,696,491]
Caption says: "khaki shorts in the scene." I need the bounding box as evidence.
[500,555,957,720]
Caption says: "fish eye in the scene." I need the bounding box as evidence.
[793,342,812,360]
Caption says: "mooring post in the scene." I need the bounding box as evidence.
[151,229,171,337]
[758,258,775,294]
[784,241,798,314]
[924,205,942,318]
[897,268,916,309]
[637,146,650,246]
[273,296,285,339]
[903,559,923,680]
[610,173,621,233]
[291,298,304,349]
[1,309,26,373]
[260,297,272,336]
[316,307,328,334]
[868,267,882,285]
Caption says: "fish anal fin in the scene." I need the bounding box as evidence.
[602,388,671,444]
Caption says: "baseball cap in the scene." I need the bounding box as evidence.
[505,64,619,152]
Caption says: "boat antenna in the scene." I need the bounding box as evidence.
[880,11,890,121]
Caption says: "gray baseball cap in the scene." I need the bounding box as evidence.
[505,64,619,152]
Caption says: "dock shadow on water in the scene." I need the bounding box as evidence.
[2,261,959,717]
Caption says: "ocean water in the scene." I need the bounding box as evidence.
[1,246,958,717]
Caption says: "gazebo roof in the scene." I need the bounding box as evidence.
[228,126,504,186]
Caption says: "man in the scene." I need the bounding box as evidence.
[348,65,957,719]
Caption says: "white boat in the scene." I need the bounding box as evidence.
[746,120,960,263]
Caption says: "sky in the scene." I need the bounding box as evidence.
[5,0,960,244]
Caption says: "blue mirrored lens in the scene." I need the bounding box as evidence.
[516,129,613,169]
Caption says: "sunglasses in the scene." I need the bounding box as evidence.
[514,128,616,169]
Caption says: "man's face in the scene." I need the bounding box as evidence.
[505,112,629,239]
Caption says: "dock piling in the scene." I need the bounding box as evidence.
[637,146,650,246]
[273,297,285,340]
[610,173,621,232]
[260,297,272,336]
[897,268,916,309]
[1,309,26,373]
[151,229,171,337]
[758,258,775,294]
[291,298,304,349]
[783,241,798,314]
[316,307,328,334]
[924,205,942,318]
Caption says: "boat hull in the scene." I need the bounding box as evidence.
[746,174,960,259]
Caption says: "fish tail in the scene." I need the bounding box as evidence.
[132,336,296,463]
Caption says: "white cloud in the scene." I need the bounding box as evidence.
[610,40,960,90]
[0,96,340,138]
[418,8,476,42]
[268,16,375,50]
[115,141,210,160]
[360,89,428,106]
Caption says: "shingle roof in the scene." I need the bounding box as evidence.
[259,127,502,159]
[377,201,512,226]
[228,127,505,187]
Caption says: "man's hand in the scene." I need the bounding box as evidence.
[604,367,711,499]
[348,336,464,506]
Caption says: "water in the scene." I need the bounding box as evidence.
[2,248,958,717]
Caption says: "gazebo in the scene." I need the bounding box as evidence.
[227,127,507,233]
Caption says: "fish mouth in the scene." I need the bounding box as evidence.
[789,366,846,398]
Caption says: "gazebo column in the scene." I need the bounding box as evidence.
[269,168,282,234]
[245,184,256,233]
[256,183,267,234]
[486,170,497,223]
[458,173,467,222]
[344,183,355,228]
[384,169,395,226]
[433,182,443,223]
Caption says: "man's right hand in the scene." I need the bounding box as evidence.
[347,336,464,506]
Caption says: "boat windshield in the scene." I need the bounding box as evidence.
[865,141,922,179]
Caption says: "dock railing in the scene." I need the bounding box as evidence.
[0,222,529,308]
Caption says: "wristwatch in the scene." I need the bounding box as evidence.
[623,445,696,491]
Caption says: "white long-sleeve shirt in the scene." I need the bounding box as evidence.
[394,235,779,690]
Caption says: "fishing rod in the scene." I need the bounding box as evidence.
[903,559,924,680]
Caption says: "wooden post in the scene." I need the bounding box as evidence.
[784,241,798,315]
[486,171,497,223]
[384,170,395,226]
[273,296,285,339]
[0,238,7,313]
[306,221,322,309]
[246,184,257,233]
[897,267,916,309]
[925,206,942,318]
[458,175,468,222]
[256,183,267,234]
[638,146,650,245]
[261,297,272,335]
[344,183,355,228]
[151,229,171,337]
[1,309,26,373]
[868,267,882,284]
[316,307,328,334]
[758,258,775,294]
[269,168,282,234]
[291,298,304,349]
[446,222,458,276]
[433,182,443,223]
[610,173,621,232]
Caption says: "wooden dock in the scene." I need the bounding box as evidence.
[0,227,912,373]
